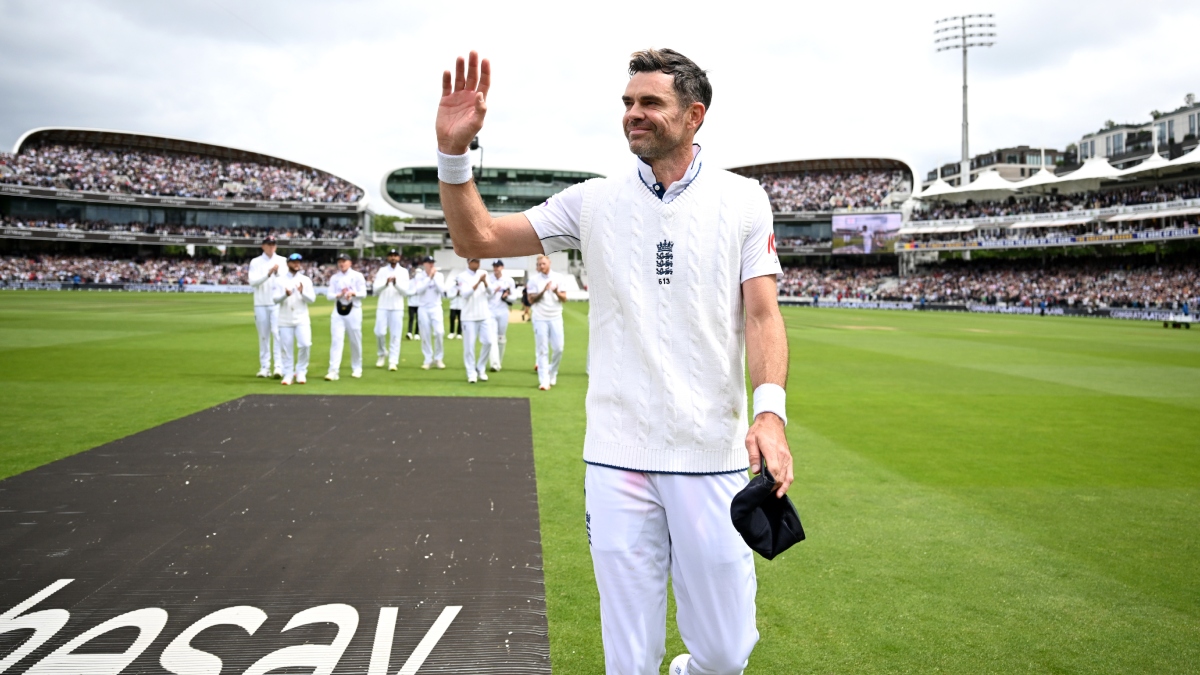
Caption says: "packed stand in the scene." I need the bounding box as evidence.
[1,215,360,240]
[887,259,1199,309]
[757,170,906,212]
[0,254,419,287]
[907,217,1198,247]
[0,143,364,203]
[776,265,894,300]
[912,178,1200,221]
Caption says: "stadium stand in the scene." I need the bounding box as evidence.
[0,144,362,203]
[729,159,913,214]
[0,254,416,287]
[912,178,1200,221]
[757,169,907,212]
[778,255,1199,309]
[0,215,360,240]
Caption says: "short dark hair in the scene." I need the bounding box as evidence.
[628,48,712,112]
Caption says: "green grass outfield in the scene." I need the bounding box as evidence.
[2,290,1199,673]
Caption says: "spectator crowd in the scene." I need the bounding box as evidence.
[0,143,363,203]
[913,178,1200,221]
[757,170,907,212]
[777,257,1199,310]
[1,254,418,288]
[1,215,360,240]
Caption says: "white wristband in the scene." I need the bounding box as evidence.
[753,384,788,426]
[437,150,473,185]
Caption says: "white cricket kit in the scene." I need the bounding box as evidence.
[456,269,494,378]
[487,271,516,369]
[273,270,316,380]
[411,268,447,364]
[247,252,288,372]
[326,268,367,375]
[373,263,411,367]
[525,144,782,675]
[525,271,565,388]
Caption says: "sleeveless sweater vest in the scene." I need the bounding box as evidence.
[579,165,762,474]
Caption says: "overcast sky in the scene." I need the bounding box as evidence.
[2,0,1198,213]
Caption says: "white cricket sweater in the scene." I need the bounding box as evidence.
[273,271,316,326]
[579,166,764,474]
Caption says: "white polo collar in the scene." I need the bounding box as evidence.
[636,144,702,204]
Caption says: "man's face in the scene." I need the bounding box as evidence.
[622,72,700,160]
[536,257,550,274]
[262,243,277,256]
[493,265,504,278]
[387,254,400,266]
[468,260,480,272]
[423,261,435,275]
[287,260,301,273]
[337,259,351,272]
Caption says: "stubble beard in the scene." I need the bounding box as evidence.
[625,122,686,162]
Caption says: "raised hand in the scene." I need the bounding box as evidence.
[436,51,490,155]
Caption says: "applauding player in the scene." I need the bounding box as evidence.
[274,253,316,385]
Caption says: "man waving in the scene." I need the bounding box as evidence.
[434,50,791,675]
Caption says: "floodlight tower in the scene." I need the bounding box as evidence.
[935,14,996,184]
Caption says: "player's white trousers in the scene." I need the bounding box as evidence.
[279,323,311,379]
[460,318,494,377]
[328,306,363,374]
[585,464,758,675]
[489,306,509,369]
[374,308,405,366]
[417,306,445,364]
[532,318,564,387]
[254,304,282,371]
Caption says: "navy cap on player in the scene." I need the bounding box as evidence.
[337,253,351,261]
[262,234,277,244]
[387,248,400,256]
[729,463,805,560]
[288,253,303,261]
[492,259,504,267]
[422,255,435,264]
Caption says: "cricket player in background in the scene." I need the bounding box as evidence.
[525,254,566,390]
[487,259,515,371]
[325,253,367,381]
[373,248,410,371]
[247,234,288,378]
[411,256,447,369]
[455,258,493,382]
[274,253,316,385]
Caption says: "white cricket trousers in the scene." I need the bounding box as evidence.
[374,307,405,366]
[417,306,444,364]
[489,306,509,369]
[254,304,282,371]
[585,464,758,675]
[460,317,494,377]
[328,306,363,374]
[279,323,311,379]
[533,317,564,387]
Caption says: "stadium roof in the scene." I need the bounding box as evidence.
[11,127,367,203]
[381,165,602,218]
[727,157,914,178]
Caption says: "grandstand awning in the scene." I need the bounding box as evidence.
[1118,151,1172,178]
[1008,216,1093,229]
[1167,142,1200,170]
[1050,157,1121,194]
[949,169,1019,201]
[1011,168,1059,191]
[915,178,956,199]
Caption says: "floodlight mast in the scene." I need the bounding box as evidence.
[935,14,995,184]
